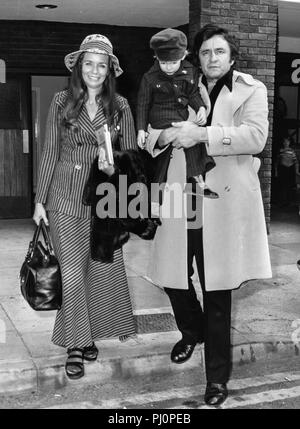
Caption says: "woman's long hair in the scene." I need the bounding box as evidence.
[62,52,121,131]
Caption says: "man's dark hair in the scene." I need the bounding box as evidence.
[191,24,239,69]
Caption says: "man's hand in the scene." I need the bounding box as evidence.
[157,127,184,148]
[195,106,207,126]
[171,121,208,149]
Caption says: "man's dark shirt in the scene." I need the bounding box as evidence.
[202,68,233,126]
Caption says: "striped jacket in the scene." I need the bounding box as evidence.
[35,90,137,219]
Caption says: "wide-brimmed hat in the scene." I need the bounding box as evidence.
[64,34,123,77]
[150,28,187,61]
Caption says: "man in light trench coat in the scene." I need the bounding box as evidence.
[144,24,272,406]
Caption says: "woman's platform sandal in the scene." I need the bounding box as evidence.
[83,342,98,361]
[65,348,84,380]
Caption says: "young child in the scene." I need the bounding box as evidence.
[136,28,218,219]
[275,136,300,207]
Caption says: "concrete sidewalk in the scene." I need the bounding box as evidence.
[0,206,300,395]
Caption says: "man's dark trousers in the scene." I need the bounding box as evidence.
[164,227,232,383]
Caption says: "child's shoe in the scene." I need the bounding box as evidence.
[183,182,219,199]
[203,186,219,199]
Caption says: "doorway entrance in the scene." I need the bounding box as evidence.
[0,75,68,219]
[272,52,300,215]
[0,74,32,218]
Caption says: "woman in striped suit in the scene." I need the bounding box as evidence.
[33,34,137,380]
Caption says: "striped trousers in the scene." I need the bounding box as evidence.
[48,211,136,349]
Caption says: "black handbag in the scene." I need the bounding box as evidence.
[20,219,62,311]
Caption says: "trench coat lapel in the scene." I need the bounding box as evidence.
[199,71,257,127]
[211,85,234,126]
[211,78,256,126]
[231,72,257,117]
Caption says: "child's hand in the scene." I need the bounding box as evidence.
[137,130,146,149]
[195,107,207,126]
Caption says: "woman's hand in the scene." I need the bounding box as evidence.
[33,203,49,226]
[100,164,115,176]
[171,121,208,149]
[137,130,146,149]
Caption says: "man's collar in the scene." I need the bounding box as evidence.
[202,67,233,92]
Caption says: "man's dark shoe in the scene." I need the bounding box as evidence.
[204,382,228,406]
[170,339,196,364]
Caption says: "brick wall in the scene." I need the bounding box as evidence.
[189,0,278,229]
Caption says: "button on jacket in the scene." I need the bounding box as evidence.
[35,90,137,218]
